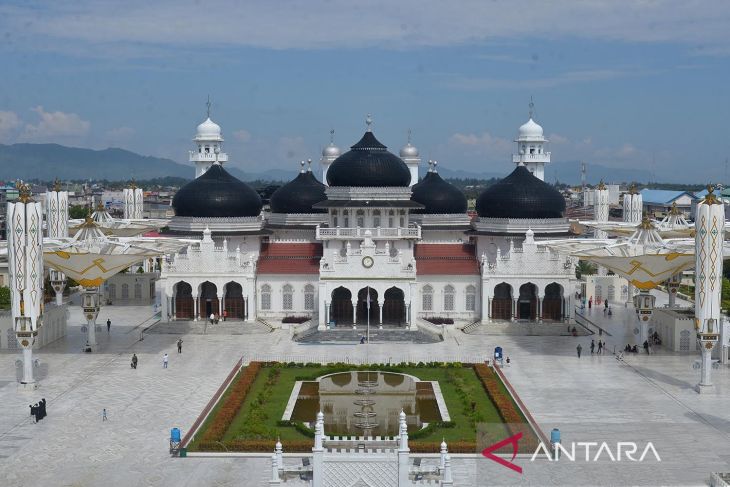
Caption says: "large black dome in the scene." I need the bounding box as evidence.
[476,165,565,218]
[270,168,326,214]
[172,164,262,218]
[411,170,467,214]
[326,131,411,187]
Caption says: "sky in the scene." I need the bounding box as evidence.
[0,0,729,183]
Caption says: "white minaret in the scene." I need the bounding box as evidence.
[399,129,420,187]
[190,98,227,178]
[320,129,341,185]
[623,185,643,224]
[694,186,724,393]
[123,180,144,219]
[46,180,68,305]
[513,99,550,181]
[8,182,44,388]
[594,180,610,242]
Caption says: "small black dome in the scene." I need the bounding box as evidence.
[476,165,565,218]
[411,171,467,214]
[270,169,327,214]
[172,164,262,218]
[327,131,411,187]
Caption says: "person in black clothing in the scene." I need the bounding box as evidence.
[107,319,111,333]
[131,354,138,369]
[38,399,46,420]
[29,404,36,423]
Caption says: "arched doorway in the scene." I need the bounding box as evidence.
[518,283,537,320]
[200,281,219,319]
[491,283,512,320]
[357,287,379,325]
[542,283,563,321]
[330,287,353,326]
[224,281,244,320]
[383,287,405,325]
[175,282,193,319]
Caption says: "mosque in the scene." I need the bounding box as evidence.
[158,109,578,329]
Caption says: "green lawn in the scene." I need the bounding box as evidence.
[215,364,512,445]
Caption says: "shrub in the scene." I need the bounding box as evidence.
[282,316,311,324]
[200,362,262,443]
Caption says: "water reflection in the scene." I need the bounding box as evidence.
[291,371,441,436]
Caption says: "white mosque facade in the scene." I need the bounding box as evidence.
[158,112,578,329]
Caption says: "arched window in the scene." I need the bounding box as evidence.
[422,285,433,311]
[595,285,603,301]
[134,283,142,299]
[121,284,129,300]
[356,210,365,227]
[343,210,349,227]
[304,284,315,311]
[283,284,294,310]
[107,284,116,300]
[261,284,271,310]
[465,285,476,311]
[444,285,455,311]
[373,210,381,228]
[388,210,395,227]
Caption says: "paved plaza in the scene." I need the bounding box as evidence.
[0,291,729,486]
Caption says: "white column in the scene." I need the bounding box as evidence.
[312,412,324,487]
[378,299,384,328]
[694,188,724,393]
[193,296,199,321]
[351,299,357,329]
[398,410,410,486]
[218,294,223,317]
[537,295,543,322]
[269,454,281,486]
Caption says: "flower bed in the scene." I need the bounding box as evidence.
[474,364,539,451]
[199,362,261,443]
[424,317,454,325]
[282,316,311,324]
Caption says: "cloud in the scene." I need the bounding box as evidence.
[233,129,251,142]
[21,106,90,140]
[547,133,568,144]
[1,1,729,54]
[0,111,21,142]
[277,135,309,162]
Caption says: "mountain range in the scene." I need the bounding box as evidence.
[0,143,652,185]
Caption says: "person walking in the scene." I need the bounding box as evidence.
[102,408,108,421]
[131,353,138,369]
[29,404,37,423]
[107,318,111,333]
[163,353,169,369]
[209,313,215,326]
[576,343,583,358]
[597,340,603,355]
[590,339,595,354]
[177,339,183,354]
[588,297,593,309]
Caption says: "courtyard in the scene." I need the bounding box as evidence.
[0,292,728,486]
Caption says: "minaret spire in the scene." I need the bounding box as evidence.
[329,129,335,143]
[365,114,373,132]
[206,95,211,118]
[528,96,534,119]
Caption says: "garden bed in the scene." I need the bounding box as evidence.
[187,361,538,454]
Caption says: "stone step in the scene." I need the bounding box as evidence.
[296,329,441,344]
[147,321,271,335]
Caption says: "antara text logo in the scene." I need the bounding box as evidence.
[481,432,661,474]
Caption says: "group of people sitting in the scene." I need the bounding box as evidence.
[624,344,640,354]
[29,399,47,423]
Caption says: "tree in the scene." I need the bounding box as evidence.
[69,205,89,219]
[0,286,10,309]
[575,260,597,279]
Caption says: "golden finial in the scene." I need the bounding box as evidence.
[597,179,606,191]
[670,201,681,215]
[129,178,137,190]
[53,178,62,192]
[96,201,105,212]
[15,180,32,203]
[628,183,638,195]
[640,213,654,230]
[704,184,721,205]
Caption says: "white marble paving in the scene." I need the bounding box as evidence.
[0,292,728,486]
